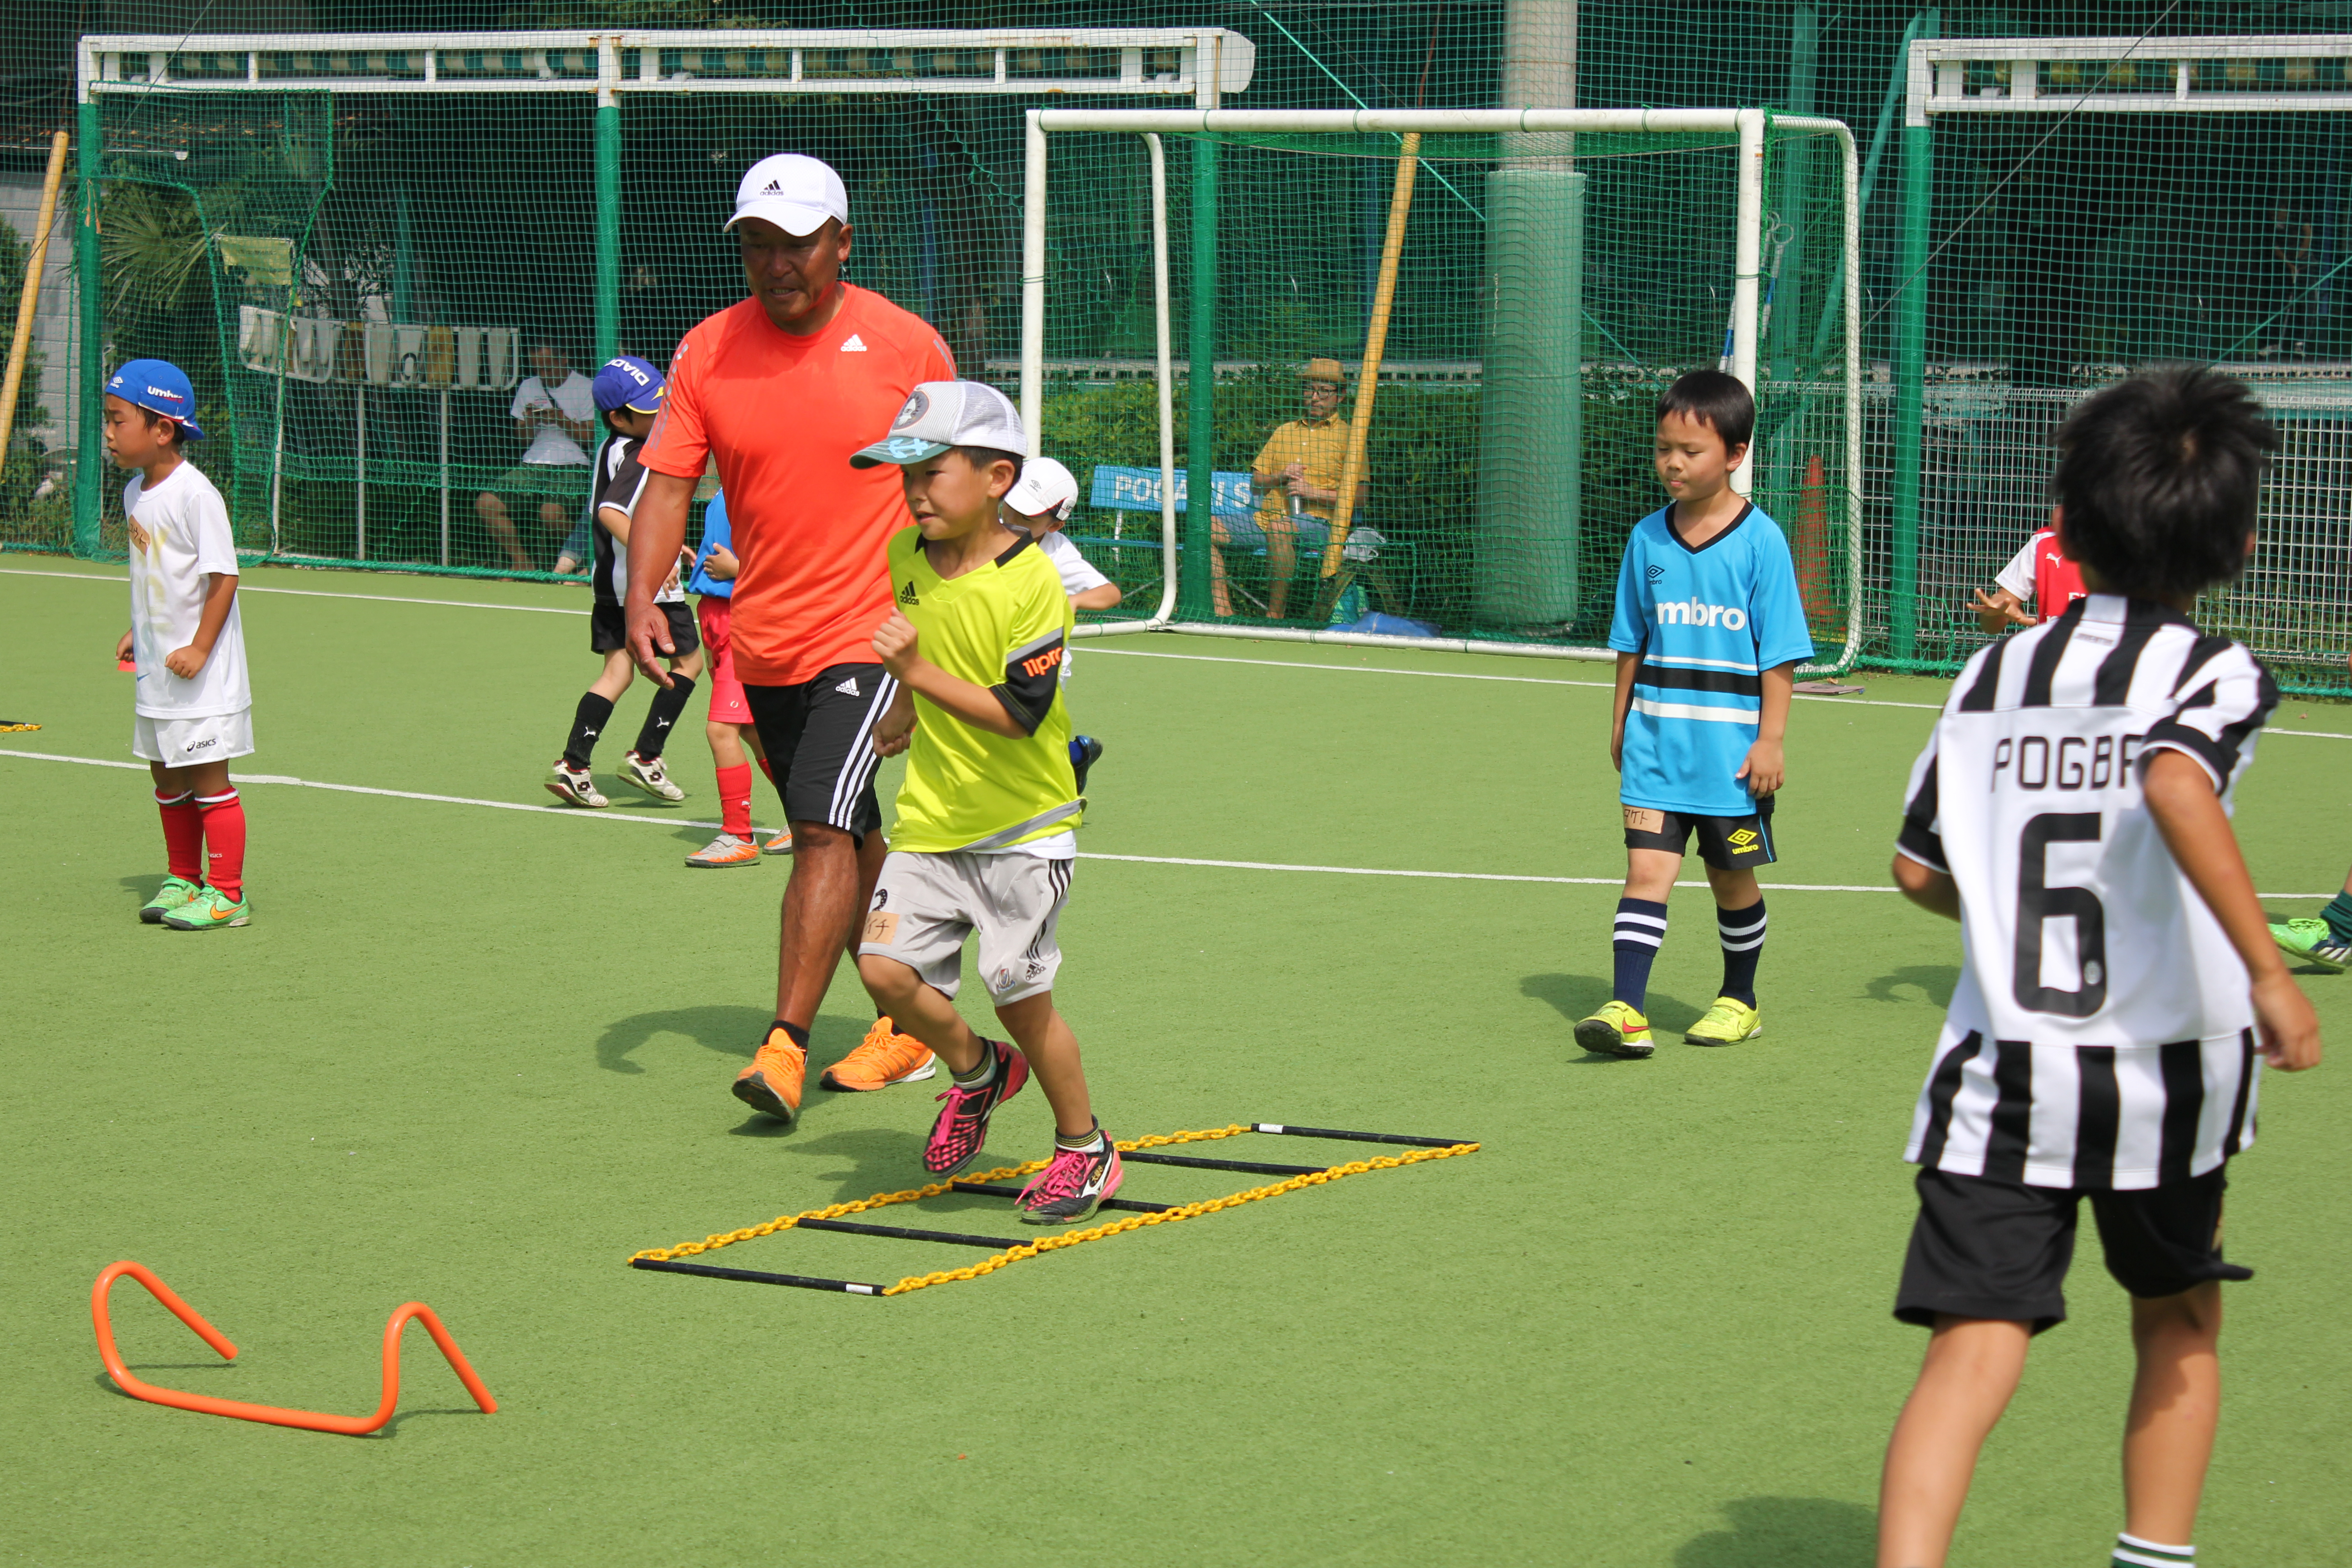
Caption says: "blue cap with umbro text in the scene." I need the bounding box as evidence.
[104,359,205,440]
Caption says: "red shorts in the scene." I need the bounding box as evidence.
[698,596,753,726]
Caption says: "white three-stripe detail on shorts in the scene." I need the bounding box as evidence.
[828,673,900,831]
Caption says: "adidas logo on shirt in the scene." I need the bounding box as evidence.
[897,579,920,606]
[836,676,861,697]
[841,333,868,353]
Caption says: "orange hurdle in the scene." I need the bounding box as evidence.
[92,1260,497,1435]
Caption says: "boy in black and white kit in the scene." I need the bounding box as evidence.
[545,356,702,808]
[1877,368,2322,1568]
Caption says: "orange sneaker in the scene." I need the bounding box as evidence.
[821,1016,940,1090]
[731,1027,807,1125]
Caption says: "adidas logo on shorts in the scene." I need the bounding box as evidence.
[836,676,861,697]
[897,579,920,606]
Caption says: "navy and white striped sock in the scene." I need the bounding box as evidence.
[2112,1533,2193,1568]
[1717,898,1767,1006]
[1611,898,1668,1009]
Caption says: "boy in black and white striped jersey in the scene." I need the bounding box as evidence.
[1876,368,2322,1568]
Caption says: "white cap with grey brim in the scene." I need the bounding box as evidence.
[726,153,848,237]
[1003,456,1078,521]
[851,380,1027,469]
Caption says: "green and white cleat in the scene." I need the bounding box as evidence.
[139,875,203,925]
[1685,996,1764,1046]
[162,886,250,930]
[1574,1000,1654,1059]
[2272,917,2351,973]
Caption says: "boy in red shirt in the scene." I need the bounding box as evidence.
[1973,520,2088,633]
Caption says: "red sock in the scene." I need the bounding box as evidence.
[156,790,203,882]
[717,762,753,837]
[195,789,246,901]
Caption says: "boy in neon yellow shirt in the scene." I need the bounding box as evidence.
[850,381,1121,1225]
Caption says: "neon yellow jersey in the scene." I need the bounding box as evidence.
[885,525,1081,853]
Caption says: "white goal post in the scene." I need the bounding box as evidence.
[1019,106,1863,669]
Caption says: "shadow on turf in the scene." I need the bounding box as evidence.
[1519,974,1705,1057]
[1675,1496,1876,1567]
[119,873,164,908]
[597,1004,773,1075]
[1863,964,1959,1011]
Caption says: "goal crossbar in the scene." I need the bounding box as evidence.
[1021,107,1862,670]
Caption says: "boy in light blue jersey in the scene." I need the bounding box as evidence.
[1578,370,1815,1058]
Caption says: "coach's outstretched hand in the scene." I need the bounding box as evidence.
[624,599,678,687]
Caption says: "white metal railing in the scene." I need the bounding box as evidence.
[1909,34,2352,125]
[79,29,1255,104]
[1023,107,1865,671]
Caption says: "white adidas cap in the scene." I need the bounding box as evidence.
[851,380,1027,469]
[727,153,848,238]
[1004,456,1078,521]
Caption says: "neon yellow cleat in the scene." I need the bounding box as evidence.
[1685,996,1763,1046]
[1575,1000,1654,1058]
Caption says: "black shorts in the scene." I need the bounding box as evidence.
[1894,1166,2250,1334]
[1622,795,1777,870]
[591,601,698,657]
[744,664,897,840]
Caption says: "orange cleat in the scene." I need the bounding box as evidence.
[821,1017,939,1091]
[731,1027,807,1125]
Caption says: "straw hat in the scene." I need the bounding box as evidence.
[1300,357,1348,384]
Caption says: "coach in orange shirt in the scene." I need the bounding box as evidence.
[625,153,956,1127]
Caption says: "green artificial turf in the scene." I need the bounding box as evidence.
[2,555,2345,1566]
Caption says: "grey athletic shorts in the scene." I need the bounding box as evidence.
[859,849,1074,1004]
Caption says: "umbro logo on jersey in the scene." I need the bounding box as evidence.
[897,579,920,606]
[841,333,869,352]
[1646,564,1666,583]
[836,676,861,697]
[1656,599,1749,631]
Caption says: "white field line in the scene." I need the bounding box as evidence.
[4,747,2335,898]
[15,566,2352,729]
[0,566,587,616]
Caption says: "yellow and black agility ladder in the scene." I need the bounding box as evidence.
[629,1122,1479,1297]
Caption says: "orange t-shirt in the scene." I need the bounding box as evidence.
[642,284,955,686]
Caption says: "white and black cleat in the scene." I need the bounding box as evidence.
[545,760,609,808]
[621,750,686,802]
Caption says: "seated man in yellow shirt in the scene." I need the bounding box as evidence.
[1212,357,1370,619]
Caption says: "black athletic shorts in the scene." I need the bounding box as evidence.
[744,664,897,840]
[1894,1166,2250,1334]
[1622,794,1777,870]
[591,601,698,657]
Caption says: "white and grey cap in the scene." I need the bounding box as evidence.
[1003,455,1078,521]
[851,380,1026,468]
[727,153,849,237]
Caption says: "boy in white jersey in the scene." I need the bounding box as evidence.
[104,360,254,930]
[1000,454,1113,794]
[1878,368,2322,1568]
[1578,370,1814,1058]
[849,382,1122,1225]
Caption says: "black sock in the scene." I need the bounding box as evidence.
[1611,898,1668,1009]
[1717,897,1767,1006]
[563,692,615,769]
[773,1019,809,1050]
[633,673,696,760]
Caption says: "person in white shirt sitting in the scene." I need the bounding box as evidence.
[476,338,596,572]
